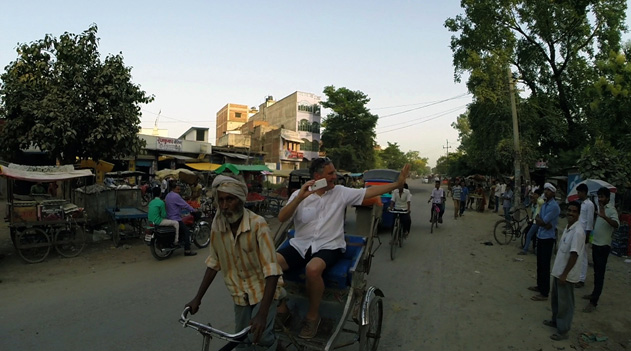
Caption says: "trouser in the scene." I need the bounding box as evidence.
[579,231,591,282]
[453,199,460,218]
[401,213,411,233]
[522,223,539,253]
[459,200,466,215]
[503,206,511,221]
[234,301,278,351]
[178,221,192,250]
[159,218,179,243]
[536,238,555,297]
[495,196,500,211]
[551,277,575,335]
[589,244,611,306]
[432,203,445,218]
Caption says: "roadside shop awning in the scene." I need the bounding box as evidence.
[0,164,94,181]
[214,163,271,175]
[159,153,199,161]
[215,151,251,160]
[185,163,222,171]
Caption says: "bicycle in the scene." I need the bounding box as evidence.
[388,209,409,260]
[179,307,251,351]
[493,208,531,246]
[430,202,441,233]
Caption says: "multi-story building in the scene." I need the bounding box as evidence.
[215,103,250,145]
[248,91,322,170]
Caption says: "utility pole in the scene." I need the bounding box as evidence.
[443,139,452,157]
[508,68,522,210]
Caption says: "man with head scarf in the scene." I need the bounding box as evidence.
[186,175,282,351]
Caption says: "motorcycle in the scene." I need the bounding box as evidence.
[145,212,211,260]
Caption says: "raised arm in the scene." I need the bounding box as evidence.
[364,164,410,199]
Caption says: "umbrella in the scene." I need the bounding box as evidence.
[566,179,617,202]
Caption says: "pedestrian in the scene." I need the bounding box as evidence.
[459,180,469,217]
[575,183,594,288]
[502,184,514,221]
[185,175,282,350]
[543,201,585,341]
[519,188,544,255]
[582,187,619,312]
[451,180,462,219]
[493,180,502,213]
[530,183,561,301]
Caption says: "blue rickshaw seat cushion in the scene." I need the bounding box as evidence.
[279,230,365,289]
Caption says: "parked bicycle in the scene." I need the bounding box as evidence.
[389,209,409,260]
[179,307,250,351]
[493,208,531,246]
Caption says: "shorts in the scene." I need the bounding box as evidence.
[277,245,343,273]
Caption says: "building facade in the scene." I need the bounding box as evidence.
[215,103,250,145]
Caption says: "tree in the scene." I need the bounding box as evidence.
[0,24,153,164]
[445,0,627,169]
[320,86,378,172]
[404,150,429,175]
[379,142,407,170]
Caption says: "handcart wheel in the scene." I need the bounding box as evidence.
[15,227,51,263]
[359,287,383,351]
[55,226,86,258]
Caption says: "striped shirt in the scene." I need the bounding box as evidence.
[205,208,282,306]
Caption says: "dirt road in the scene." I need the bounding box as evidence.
[1,180,630,350]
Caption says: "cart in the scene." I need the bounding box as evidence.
[0,164,93,263]
[106,206,148,247]
[274,204,383,350]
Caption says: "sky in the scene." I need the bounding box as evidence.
[2,1,481,166]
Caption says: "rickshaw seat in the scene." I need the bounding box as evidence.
[279,230,366,289]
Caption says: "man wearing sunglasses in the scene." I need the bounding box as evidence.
[275,158,410,339]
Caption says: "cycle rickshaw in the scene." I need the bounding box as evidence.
[180,204,384,351]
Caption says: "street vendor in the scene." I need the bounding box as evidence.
[30,182,47,195]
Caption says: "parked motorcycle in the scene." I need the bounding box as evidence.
[145,212,211,260]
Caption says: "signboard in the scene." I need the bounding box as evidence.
[156,137,182,151]
[282,149,304,160]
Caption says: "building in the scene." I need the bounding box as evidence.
[215,103,250,145]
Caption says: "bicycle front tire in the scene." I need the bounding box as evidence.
[493,220,513,245]
[390,219,399,260]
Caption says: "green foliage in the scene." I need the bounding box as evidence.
[577,138,631,189]
[445,0,628,173]
[0,24,153,164]
[320,85,378,172]
[379,142,407,170]
[404,150,429,175]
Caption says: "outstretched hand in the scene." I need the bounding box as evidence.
[397,164,411,185]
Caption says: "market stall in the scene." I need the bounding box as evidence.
[0,164,93,263]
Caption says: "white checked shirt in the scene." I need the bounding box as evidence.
[287,185,366,257]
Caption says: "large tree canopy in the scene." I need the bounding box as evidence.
[445,0,627,174]
[0,24,153,164]
[320,86,378,172]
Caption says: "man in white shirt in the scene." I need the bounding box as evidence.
[276,159,410,339]
[389,183,412,235]
[543,201,585,341]
[493,180,502,213]
[427,180,445,223]
[575,183,594,288]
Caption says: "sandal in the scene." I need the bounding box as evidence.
[527,286,539,292]
[531,294,548,301]
[550,333,568,341]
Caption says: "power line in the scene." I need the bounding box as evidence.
[377,105,468,134]
[372,93,471,110]
[377,93,470,119]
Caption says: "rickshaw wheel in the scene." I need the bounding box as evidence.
[55,227,86,258]
[15,228,51,264]
[359,293,383,351]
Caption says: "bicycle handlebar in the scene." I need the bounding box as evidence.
[180,307,250,342]
[388,209,410,214]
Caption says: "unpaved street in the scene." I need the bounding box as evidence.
[1,180,630,350]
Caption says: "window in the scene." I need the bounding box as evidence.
[196,129,205,141]
[235,112,242,118]
[311,121,320,134]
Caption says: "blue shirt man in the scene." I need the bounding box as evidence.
[459,182,469,216]
[531,183,561,300]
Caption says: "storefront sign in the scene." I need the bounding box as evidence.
[156,137,182,151]
[283,149,304,160]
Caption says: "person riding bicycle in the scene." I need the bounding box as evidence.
[389,182,412,236]
[428,180,445,223]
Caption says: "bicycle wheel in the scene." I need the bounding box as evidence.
[54,226,86,258]
[359,295,383,351]
[193,222,210,248]
[493,220,513,245]
[397,218,403,248]
[430,210,435,233]
[520,229,527,249]
[390,218,399,260]
[15,228,51,263]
